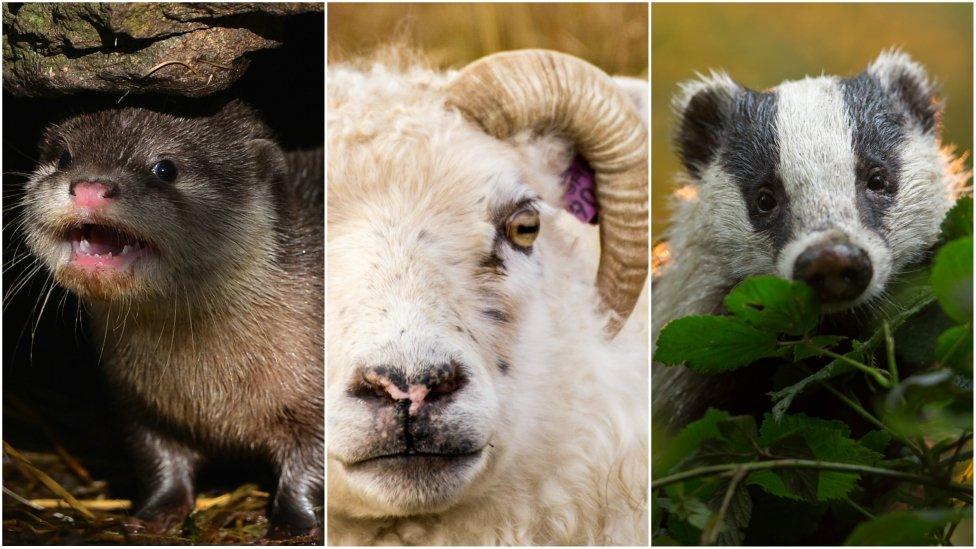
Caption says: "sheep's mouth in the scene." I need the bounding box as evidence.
[344,449,485,476]
[62,222,154,273]
[349,450,483,466]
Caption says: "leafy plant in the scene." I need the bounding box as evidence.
[653,197,974,545]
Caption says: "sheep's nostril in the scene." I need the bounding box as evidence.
[793,241,873,302]
[353,366,409,404]
[353,362,466,413]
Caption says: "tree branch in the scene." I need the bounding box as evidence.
[701,466,747,545]
[652,459,973,503]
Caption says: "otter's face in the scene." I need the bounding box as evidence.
[674,51,956,310]
[22,104,283,303]
[327,108,563,516]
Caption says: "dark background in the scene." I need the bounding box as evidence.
[2,9,323,513]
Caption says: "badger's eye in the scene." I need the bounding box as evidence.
[867,168,888,192]
[57,149,72,171]
[152,159,178,183]
[505,208,540,249]
[755,189,777,213]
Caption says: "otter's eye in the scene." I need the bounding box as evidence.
[57,150,72,171]
[756,189,777,213]
[505,208,540,249]
[152,159,178,183]
[867,168,888,192]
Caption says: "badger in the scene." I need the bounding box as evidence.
[652,50,970,427]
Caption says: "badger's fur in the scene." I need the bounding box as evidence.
[327,53,648,545]
[653,50,970,427]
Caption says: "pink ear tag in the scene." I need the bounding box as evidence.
[561,155,599,224]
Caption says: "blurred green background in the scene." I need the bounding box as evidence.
[652,3,973,237]
[328,3,647,76]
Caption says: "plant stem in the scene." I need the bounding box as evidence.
[652,459,973,503]
[817,347,891,388]
[701,467,747,545]
[819,382,885,430]
[882,321,899,383]
[845,498,875,520]
[818,382,927,461]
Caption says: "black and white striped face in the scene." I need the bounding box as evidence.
[675,51,952,308]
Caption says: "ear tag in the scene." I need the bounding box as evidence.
[561,155,599,224]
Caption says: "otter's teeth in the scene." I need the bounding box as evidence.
[79,239,92,255]
[121,244,134,255]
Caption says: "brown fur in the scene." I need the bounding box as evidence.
[21,100,323,539]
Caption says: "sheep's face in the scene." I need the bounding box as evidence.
[328,107,563,515]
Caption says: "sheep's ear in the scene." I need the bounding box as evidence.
[867,49,940,133]
[612,76,648,130]
[673,71,740,178]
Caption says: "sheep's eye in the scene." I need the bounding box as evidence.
[755,189,777,213]
[867,168,888,192]
[152,159,178,183]
[505,208,540,249]
[57,150,72,171]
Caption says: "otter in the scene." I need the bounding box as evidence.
[18,99,323,539]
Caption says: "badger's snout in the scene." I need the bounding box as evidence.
[793,239,873,302]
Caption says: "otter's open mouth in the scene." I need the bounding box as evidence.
[65,223,153,272]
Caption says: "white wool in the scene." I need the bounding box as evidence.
[328,56,648,545]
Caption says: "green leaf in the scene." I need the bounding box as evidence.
[680,438,755,470]
[757,414,882,501]
[744,490,827,545]
[655,315,786,373]
[724,276,820,336]
[793,335,847,361]
[940,196,973,242]
[662,485,713,542]
[761,434,819,503]
[844,508,970,546]
[931,236,973,323]
[935,324,973,373]
[858,430,891,454]
[705,479,753,545]
[770,293,935,418]
[716,416,759,452]
[674,417,761,471]
[654,408,730,476]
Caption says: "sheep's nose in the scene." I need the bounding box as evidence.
[793,241,872,302]
[69,180,119,209]
[356,362,464,415]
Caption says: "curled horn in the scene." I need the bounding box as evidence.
[447,49,648,336]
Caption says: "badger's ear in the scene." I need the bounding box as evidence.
[673,71,739,178]
[612,76,648,130]
[867,50,940,133]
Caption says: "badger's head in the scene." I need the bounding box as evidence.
[673,51,958,309]
[327,50,647,517]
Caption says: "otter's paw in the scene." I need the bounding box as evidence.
[123,499,193,536]
[259,523,322,544]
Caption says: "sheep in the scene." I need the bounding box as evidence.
[327,49,649,545]
[652,51,970,428]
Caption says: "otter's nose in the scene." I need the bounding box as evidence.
[793,241,873,302]
[356,363,465,415]
[70,180,119,209]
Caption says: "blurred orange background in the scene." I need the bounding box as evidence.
[328,3,647,76]
[652,3,973,237]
